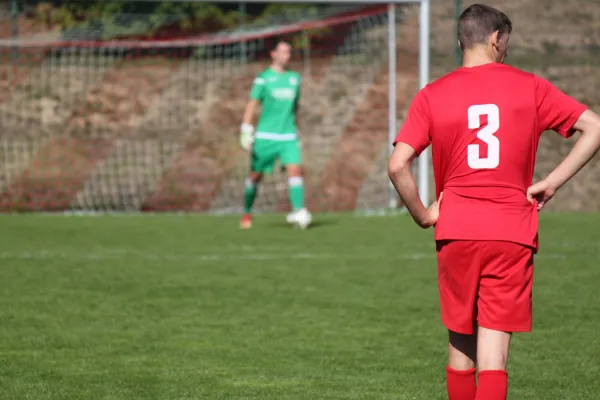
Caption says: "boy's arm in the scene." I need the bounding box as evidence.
[528,77,600,208]
[388,143,436,228]
[388,89,442,228]
[528,109,600,208]
[241,99,259,131]
[240,76,265,151]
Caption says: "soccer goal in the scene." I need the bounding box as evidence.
[0,0,429,213]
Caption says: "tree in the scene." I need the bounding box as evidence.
[31,1,240,39]
[29,1,330,42]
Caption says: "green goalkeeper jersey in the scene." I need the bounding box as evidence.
[249,67,301,141]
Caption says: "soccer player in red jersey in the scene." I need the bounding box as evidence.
[388,4,600,400]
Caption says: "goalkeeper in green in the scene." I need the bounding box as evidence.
[239,39,312,229]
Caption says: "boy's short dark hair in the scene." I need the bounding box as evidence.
[458,4,512,50]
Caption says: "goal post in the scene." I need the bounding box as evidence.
[0,0,430,213]
[418,0,430,207]
[388,0,430,209]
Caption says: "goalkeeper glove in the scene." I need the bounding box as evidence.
[240,123,254,151]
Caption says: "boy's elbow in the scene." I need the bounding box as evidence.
[388,142,417,178]
[577,109,600,138]
[387,156,410,178]
[245,99,258,112]
[591,117,600,139]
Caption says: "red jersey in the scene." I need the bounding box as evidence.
[394,63,587,250]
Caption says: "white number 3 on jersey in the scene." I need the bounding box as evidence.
[467,104,500,169]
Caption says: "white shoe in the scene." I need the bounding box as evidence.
[286,208,312,229]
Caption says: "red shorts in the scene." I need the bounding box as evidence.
[436,240,534,334]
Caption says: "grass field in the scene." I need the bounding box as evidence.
[0,213,599,399]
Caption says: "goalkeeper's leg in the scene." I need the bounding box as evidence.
[286,164,305,211]
[281,140,306,211]
[241,139,276,229]
[284,164,312,229]
[241,172,262,229]
[281,140,311,228]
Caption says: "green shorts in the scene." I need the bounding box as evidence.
[251,139,302,173]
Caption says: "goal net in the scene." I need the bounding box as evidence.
[0,1,425,213]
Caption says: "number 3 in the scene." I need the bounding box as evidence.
[468,104,500,169]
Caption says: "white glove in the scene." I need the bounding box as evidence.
[240,123,254,151]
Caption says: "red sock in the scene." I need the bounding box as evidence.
[446,366,477,400]
[475,370,508,400]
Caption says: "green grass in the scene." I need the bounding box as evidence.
[0,213,599,399]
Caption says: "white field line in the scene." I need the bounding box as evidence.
[0,249,584,263]
[0,249,434,262]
